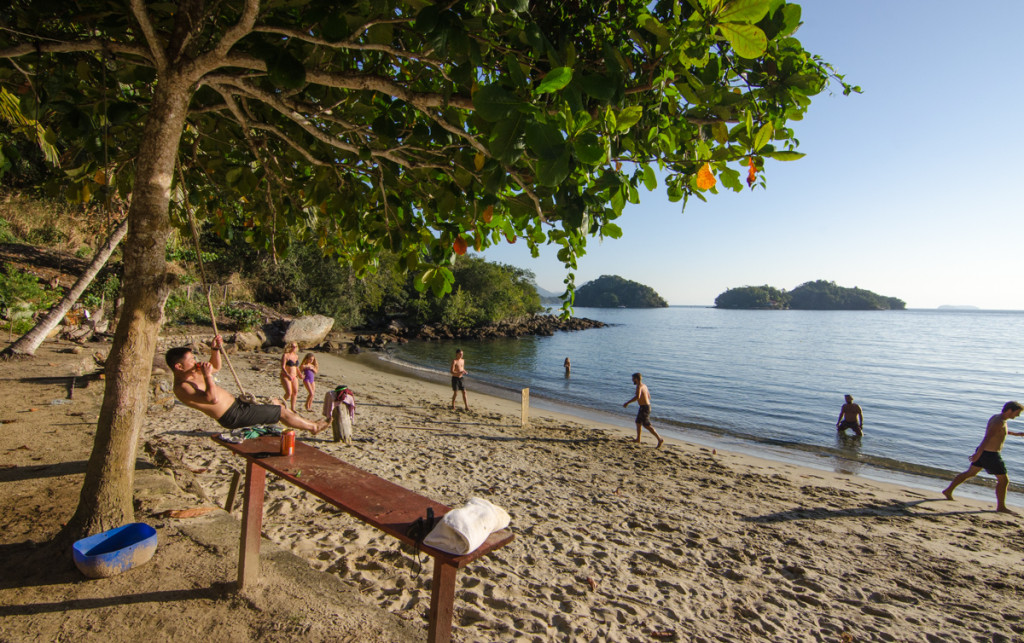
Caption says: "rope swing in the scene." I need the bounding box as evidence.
[176,164,255,403]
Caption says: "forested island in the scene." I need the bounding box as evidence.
[714,280,905,310]
[573,275,668,308]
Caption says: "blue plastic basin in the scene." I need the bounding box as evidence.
[72,522,158,578]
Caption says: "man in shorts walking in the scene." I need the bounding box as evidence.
[166,335,327,434]
[942,401,1024,514]
[450,348,469,411]
[623,372,663,448]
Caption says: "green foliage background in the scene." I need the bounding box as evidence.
[573,274,668,308]
[715,280,905,310]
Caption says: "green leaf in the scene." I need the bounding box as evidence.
[638,13,672,47]
[718,0,770,24]
[488,113,524,162]
[573,133,604,165]
[711,121,729,144]
[616,106,643,132]
[473,83,521,122]
[763,150,805,161]
[535,67,573,94]
[642,165,657,191]
[498,0,529,12]
[753,122,773,151]
[601,222,623,239]
[717,23,767,58]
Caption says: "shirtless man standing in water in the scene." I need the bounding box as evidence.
[942,401,1024,514]
[166,335,327,434]
[836,394,864,436]
[623,372,663,448]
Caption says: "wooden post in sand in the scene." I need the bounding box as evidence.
[521,388,529,427]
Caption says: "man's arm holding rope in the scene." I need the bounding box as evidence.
[209,334,223,373]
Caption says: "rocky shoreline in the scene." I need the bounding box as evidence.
[352,313,606,349]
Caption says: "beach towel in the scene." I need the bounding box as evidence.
[322,386,356,423]
[423,497,511,555]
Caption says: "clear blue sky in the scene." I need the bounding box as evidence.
[483,1,1024,310]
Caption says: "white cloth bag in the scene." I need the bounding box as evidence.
[423,497,511,555]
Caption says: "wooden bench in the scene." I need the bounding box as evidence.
[212,435,514,643]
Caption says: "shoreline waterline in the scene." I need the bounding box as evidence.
[340,348,1023,508]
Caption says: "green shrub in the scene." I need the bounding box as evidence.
[221,304,262,331]
[164,290,210,325]
[80,272,121,311]
[0,262,58,319]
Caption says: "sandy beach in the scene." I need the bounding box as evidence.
[4,335,1024,641]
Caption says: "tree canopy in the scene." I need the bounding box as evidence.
[715,280,905,310]
[0,0,848,539]
[574,274,668,308]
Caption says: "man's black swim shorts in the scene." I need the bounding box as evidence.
[217,399,282,429]
[973,450,1008,476]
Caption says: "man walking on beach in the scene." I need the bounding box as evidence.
[942,401,1024,514]
[450,348,469,410]
[166,335,327,434]
[836,394,864,436]
[623,372,663,448]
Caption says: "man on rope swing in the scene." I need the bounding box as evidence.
[166,335,328,434]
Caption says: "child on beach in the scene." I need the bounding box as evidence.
[623,372,664,448]
[166,335,327,434]
[450,348,469,411]
[300,353,319,412]
[942,401,1024,514]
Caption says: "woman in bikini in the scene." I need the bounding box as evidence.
[280,341,300,412]
[300,353,319,412]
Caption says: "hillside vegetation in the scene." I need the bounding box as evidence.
[0,190,543,336]
[574,275,668,308]
[714,280,905,310]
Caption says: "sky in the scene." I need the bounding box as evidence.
[482,1,1024,310]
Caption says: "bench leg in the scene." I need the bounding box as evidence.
[224,469,241,512]
[427,561,457,643]
[238,461,266,589]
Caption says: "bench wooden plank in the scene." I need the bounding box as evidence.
[213,435,514,643]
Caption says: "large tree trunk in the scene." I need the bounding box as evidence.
[3,216,129,358]
[60,81,191,541]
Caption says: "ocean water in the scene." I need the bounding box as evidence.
[386,307,1024,494]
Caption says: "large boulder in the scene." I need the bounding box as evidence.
[232,331,263,352]
[283,315,335,349]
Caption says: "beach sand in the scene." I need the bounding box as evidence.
[150,339,1024,641]
[4,336,1024,641]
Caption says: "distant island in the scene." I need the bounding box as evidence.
[937,305,979,310]
[714,280,906,310]
[574,275,668,308]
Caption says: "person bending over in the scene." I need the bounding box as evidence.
[942,401,1024,514]
[166,335,327,434]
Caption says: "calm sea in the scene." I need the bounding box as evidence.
[386,307,1024,498]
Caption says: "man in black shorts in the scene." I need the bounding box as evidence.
[166,336,327,434]
[623,372,663,448]
[942,401,1024,514]
[450,348,469,410]
[836,394,863,436]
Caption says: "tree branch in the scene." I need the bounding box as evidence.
[252,25,451,80]
[128,0,168,72]
[0,39,151,65]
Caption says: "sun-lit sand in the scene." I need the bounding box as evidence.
[147,339,1024,641]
